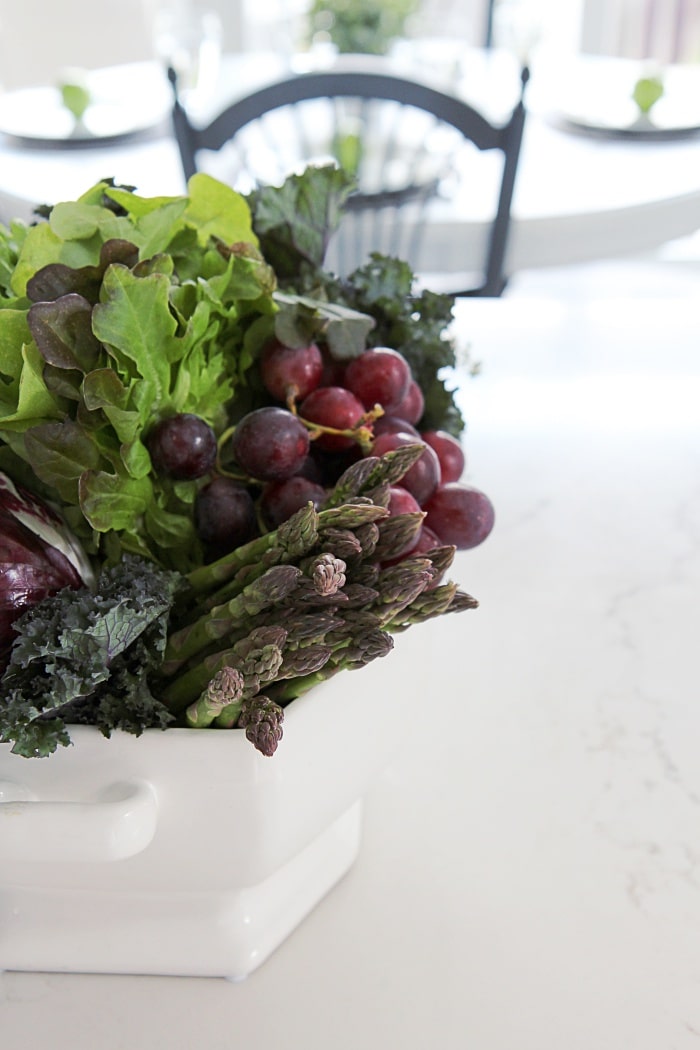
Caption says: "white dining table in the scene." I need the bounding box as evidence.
[2,271,700,1048]
[0,50,699,276]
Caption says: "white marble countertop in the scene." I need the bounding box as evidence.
[2,276,700,1047]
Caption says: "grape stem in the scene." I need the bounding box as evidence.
[214,424,257,482]
[215,403,384,472]
[296,404,385,454]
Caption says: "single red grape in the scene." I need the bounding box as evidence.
[147,413,217,480]
[381,522,444,574]
[344,347,412,413]
[195,476,258,554]
[230,406,310,481]
[299,386,366,451]
[309,443,363,486]
[423,484,495,550]
[413,524,442,554]
[260,337,324,404]
[319,348,346,388]
[392,379,425,425]
[386,485,424,556]
[387,484,422,517]
[295,454,324,484]
[372,414,420,438]
[421,430,466,483]
[370,430,441,506]
[259,475,327,528]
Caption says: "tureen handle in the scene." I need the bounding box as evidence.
[0,779,158,863]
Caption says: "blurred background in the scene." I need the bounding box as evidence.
[1,0,699,90]
[1,0,699,289]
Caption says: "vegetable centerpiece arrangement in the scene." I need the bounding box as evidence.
[0,166,493,760]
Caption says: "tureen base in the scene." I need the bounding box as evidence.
[0,801,361,980]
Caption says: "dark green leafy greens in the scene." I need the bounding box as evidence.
[0,556,180,757]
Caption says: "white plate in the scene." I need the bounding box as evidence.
[554,111,700,141]
[0,62,171,147]
[550,57,700,141]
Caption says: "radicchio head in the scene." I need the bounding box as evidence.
[0,472,95,667]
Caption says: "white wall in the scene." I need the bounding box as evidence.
[0,0,246,89]
[581,0,700,62]
[0,0,641,94]
[0,0,151,88]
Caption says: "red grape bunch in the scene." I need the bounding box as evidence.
[255,338,495,556]
[145,337,495,561]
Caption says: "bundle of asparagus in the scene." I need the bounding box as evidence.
[159,444,477,754]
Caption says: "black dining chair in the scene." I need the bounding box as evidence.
[168,64,528,297]
[483,0,497,48]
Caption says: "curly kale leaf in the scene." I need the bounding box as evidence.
[0,556,182,757]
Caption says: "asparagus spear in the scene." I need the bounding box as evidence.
[185,666,245,728]
[162,565,301,674]
[162,625,287,713]
[237,695,285,757]
[371,511,425,563]
[385,582,477,631]
[322,444,425,506]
